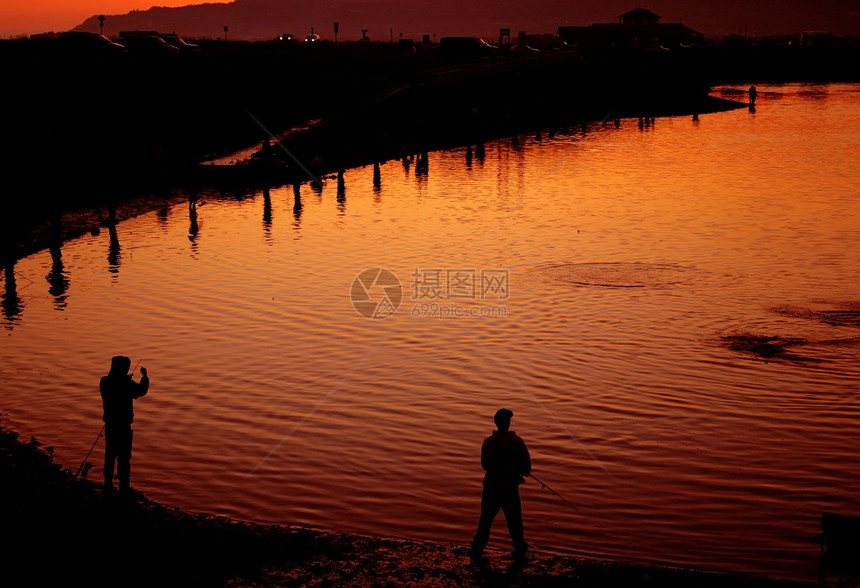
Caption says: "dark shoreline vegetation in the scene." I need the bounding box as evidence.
[2,37,859,265]
[0,420,812,587]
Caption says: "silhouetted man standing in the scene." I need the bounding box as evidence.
[471,408,531,560]
[101,356,149,496]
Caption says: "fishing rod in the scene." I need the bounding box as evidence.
[74,358,143,478]
[75,424,105,479]
[529,473,578,513]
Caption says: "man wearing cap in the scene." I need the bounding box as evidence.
[470,408,531,560]
[100,356,149,496]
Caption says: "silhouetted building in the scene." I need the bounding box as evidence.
[557,7,704,53]
[619,7,660,26]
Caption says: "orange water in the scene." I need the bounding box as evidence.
[3,83,859,582]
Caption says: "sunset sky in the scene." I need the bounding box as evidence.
[3,0,859,38]
[1,0,228,37]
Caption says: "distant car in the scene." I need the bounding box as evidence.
[58,31,127,55]
[305,33,320,42]
[509,43,541,54]
[120,34,181,56]
[161,33,201,54]
[277,33,296,42]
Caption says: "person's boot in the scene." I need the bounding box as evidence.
[512,542,528,562]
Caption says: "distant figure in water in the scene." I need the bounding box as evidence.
[471,408,531,561]
[101,356,149,496]
[748,85,757,106]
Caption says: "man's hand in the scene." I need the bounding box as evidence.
[140,367,148,377]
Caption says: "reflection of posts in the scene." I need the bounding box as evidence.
[292,182,303,225]
[47,244,69,306]
[415,153,429,176]
[47,209,69,305]
[108,224,121,274]
[2,262,23,324]
[262,186,272,231]
[471,408,531,560]
[372,162,381,192]
[188,194,199,244]
[100,356,149,496]
[337,170,346,205]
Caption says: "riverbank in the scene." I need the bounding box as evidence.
[1,421,813,587]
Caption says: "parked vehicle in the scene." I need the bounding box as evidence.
[58,31,127,55]
[161,33,201,54]
[509,43,541,55]
[119,31,181,56]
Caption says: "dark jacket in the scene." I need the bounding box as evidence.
[481,430,531,489]
[100,373,149,425]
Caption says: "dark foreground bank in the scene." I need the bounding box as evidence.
[1,422,811,588]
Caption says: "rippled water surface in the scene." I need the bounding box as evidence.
[3,84,860,583]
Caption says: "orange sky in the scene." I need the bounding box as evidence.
[1,1,231,38]
[4,0,859,39]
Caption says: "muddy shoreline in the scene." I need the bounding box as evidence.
[1,421,811,587]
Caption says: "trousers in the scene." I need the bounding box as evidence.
[104,424,133,492]
[472,485,527,552]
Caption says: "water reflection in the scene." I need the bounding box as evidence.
[292,182,303,230]
[47,245,69,309]
[188,194,199,253]
[310,176,323,198]
[373,162,382,193]
[336,170,346,214]
[475,143,486,163]
[45,210,69,307]
[2,262,22,327]
[108,223,121,274]
[415,152,429,185]
[262,186,272,240]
